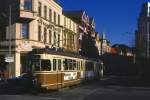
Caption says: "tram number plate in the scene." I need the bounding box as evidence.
[64,72,77,81]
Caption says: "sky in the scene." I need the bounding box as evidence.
[57,0,150,47]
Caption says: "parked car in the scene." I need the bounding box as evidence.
[6,73,37,93]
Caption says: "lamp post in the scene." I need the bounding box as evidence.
[8,5,12,78]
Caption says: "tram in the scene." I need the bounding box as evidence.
[26,49,102,90]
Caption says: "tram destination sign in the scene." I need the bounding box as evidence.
[5,56,14,63]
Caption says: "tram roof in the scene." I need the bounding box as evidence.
[28,48,99,62]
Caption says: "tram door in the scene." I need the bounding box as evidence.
[53,58,63,89]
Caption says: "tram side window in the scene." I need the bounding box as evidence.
[68,59,72,70]
[53,59,57,71]
[63,59,68,70]
[41,60,51,71]
[78,61,81,70]
[58,59,61,71]
[76,61,79,70]
[81,61,83,70]
[73,60,76,70]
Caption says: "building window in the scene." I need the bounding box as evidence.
[38,25,42,41]
[54,12,56,24]
[54,32,56,46]
[73,35,75,48]
[69,20,71,29]
[24,0,32,11]
[58,14,60,25]
[63,32,66,46]
[58,34,60,47]
[44,6,47,19]
[49,9,52,22]
[44,27,47,43]
[49,30,52,44]
[64,17,66,26]
[38,2,42,17]
[73,23,75,31]
[69,34,72,48]
[22,23,29,39]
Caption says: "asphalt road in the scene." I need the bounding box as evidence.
[1,77,150,100]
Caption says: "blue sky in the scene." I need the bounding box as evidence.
[57,0,149,47]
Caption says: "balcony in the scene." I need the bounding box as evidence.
[19,10,35,21]
[19,0,35,21]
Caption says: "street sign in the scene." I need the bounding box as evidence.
[5,56,14,62]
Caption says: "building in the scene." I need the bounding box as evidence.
[100,33,111,55]
[111,44,134,56]
[0,0,103,79]
[0,0,78,78]
[61,15,78,52]
[64,11,99,58]
[136,2,150,58]
[95,32,102,55]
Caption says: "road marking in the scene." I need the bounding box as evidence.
[42,97,59,100]
[78,89,98,100]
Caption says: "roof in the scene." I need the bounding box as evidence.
[63,10,85,24]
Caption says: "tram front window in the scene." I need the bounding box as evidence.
[31,59,51,71]
[29,59,40,71]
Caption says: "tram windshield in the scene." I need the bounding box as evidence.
[31,59,51,71]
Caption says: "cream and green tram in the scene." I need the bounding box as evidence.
[27,50,102,90]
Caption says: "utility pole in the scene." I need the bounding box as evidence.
[147,21,150,59]
[101,37,103,56]
[8,5,12,78]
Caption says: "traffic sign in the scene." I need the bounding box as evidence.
[5,56,14,62]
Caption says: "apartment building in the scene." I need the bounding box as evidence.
[136,2,150,58]
[64,11,100,58]
[95,32,102,55]
[61,15,78,52]
[0,0,78,78]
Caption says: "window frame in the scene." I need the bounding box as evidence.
[24,0,32,11]
[44,5,47,19]
[38,2,42,17]
[22,23,29,39]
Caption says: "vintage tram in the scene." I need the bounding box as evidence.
[25,49,102,90]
